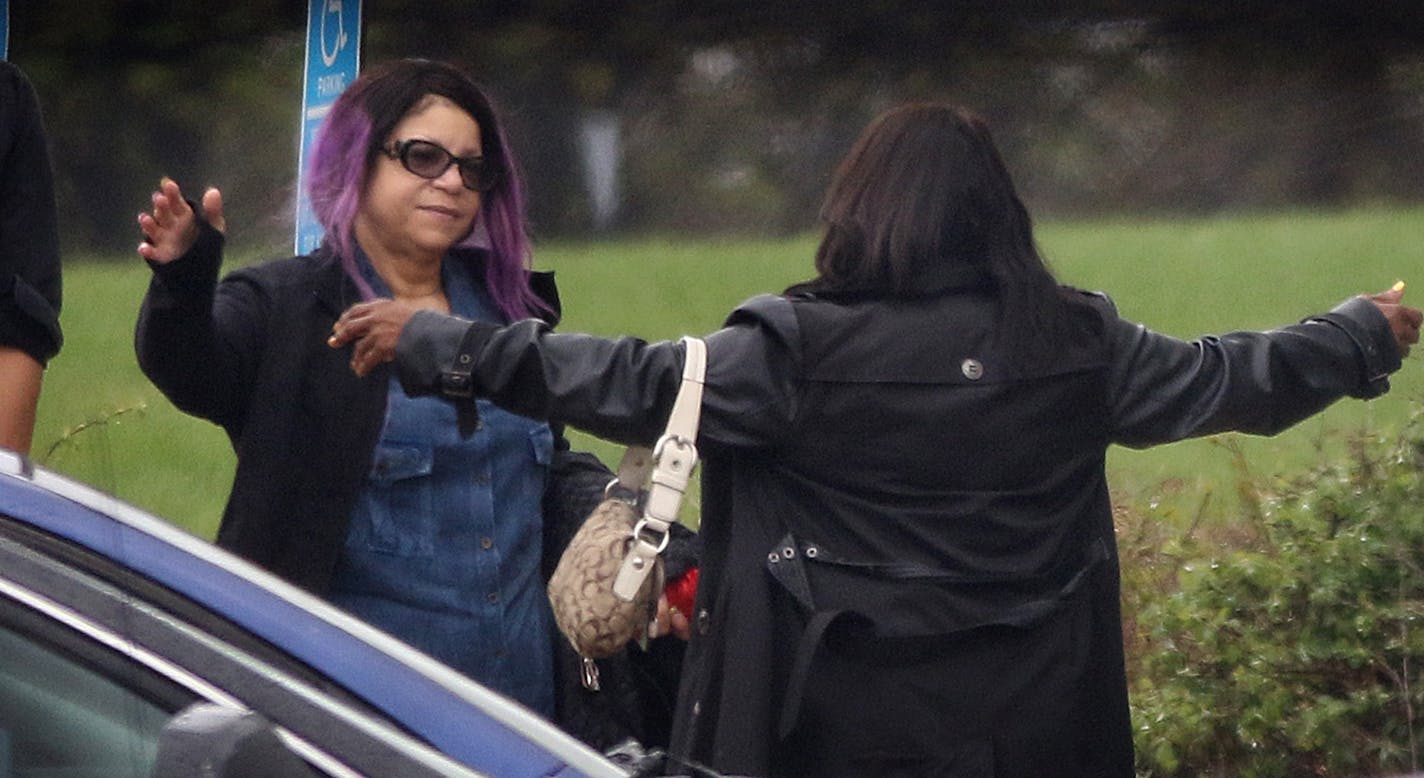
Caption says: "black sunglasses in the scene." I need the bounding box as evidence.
[381,139,499,192]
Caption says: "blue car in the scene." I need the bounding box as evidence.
[0,448,637,777]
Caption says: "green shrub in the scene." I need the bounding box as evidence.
[1128,407,1424,777]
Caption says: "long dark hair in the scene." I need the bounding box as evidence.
[806,103,1085,350]
[306,58,543,321]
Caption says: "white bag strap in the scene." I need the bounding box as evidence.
[612,337,707,601]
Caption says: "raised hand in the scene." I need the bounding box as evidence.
[136,178,225,265]
[1364,281,1421,359]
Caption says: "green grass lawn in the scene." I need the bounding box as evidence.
[33,207,1423,538]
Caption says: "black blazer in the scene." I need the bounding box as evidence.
[135,220,569,593]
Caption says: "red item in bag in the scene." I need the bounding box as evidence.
[664,567,699,614]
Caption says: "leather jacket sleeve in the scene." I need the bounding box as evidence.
[397,294,802,451]
[398,311,685,445]
[1104,294,1401,448]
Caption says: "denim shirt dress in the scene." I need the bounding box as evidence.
[329,254,556,716]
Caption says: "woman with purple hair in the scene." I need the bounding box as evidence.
[134,59,690,750]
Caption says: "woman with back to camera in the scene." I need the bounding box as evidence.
[329,103,1421,777]
[135,58,691,751]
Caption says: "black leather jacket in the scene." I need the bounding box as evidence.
[396,279,1400,777]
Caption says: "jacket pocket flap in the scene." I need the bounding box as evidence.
[368,441,433,485]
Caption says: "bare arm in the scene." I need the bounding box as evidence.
[0,347,43,454]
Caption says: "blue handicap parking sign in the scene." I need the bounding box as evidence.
[295,0,361,254]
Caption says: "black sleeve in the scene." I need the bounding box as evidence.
[395,293,803,452]
[134,217,266,432]
[0,63,62,365]
[1106,294,1402,447]
[396,311,685,446]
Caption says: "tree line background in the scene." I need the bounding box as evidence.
[9,1,1424,257]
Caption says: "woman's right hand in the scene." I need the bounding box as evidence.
[136,178,225,264]
[329,299,423,377]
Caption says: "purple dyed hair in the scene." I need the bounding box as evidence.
[304,59,544,321]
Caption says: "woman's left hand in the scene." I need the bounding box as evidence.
[329,299,421,377]
[1363,283,1421,359]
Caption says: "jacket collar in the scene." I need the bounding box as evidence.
[308,243,364,319]
[785,262,994,303]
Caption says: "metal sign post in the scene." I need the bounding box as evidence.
[295,0,361,255]
[1,0,10,60]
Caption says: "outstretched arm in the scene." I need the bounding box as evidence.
[330,301,685,444]
[1108,284,1417,448]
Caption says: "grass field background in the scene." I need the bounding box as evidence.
[33,206,1423,539]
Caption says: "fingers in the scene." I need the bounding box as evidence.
[668,605,691,641]
[328,301,380,347]
[1402,305,1424,331]
[329,300,426,377]
[329,301,401,377]
[652,595,691,641]
[136,213,161,262]
[1375,287,1405,305]
[651,596,670,639]
[136,177,199,264]
[1359,281,1421,358]
[349,336,389,377]
[1400,310,1421,359]
[155,177,193,223]
[1392,304,1422,359]
[148,182,185,229]
[201,187,227,233]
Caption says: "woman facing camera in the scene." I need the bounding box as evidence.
[136,58,690,751]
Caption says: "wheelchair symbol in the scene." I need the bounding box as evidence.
[321,0,349,68]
